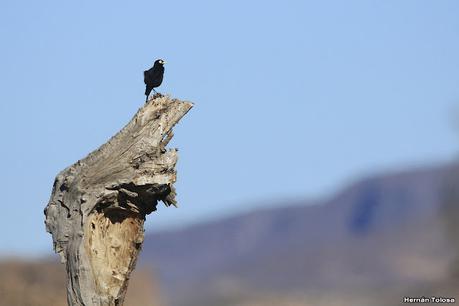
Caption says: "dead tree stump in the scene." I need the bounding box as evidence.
[44,96,193,306]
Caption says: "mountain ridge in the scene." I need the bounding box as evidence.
[139,161,458,306]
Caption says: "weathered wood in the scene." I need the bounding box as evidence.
[44,95,192,306]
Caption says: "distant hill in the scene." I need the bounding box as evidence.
[140,162,459,306]
[0,259,162,306]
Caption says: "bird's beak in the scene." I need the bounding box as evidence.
[162,60,167,65]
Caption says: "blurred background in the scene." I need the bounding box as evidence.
[1,0,459,305]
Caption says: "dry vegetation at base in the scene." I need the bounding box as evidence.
[0,258,457,306]
[0,259,161,306]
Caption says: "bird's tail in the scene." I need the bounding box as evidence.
[145,85,153,97]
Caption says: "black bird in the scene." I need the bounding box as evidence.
[144,59,166,102]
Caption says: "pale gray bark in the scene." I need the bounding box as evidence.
[44,95,193,306]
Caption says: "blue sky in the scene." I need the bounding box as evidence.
[0,0,458,256]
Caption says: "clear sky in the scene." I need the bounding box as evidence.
[0,0,458,256]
